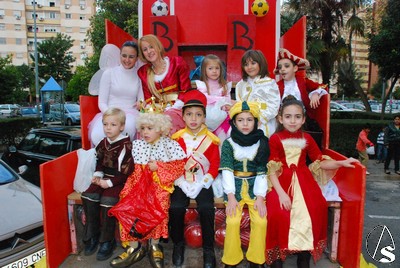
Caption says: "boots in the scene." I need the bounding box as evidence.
[110,243,147,267]
[296,252,311,268]
[149,244,164,268]
[82,198,100,256]
[96,206,117,261]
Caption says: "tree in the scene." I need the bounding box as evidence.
[369,0,400,118]
[0,56,31,103]
[30,33,75,84]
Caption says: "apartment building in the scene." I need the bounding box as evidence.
[0,0,94,67]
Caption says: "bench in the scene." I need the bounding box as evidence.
[67,191,340,262]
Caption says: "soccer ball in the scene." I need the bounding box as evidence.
[251,0,269,17]
[151,0,169,16]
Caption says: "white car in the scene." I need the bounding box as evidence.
[330,101,354,112]
[0,104,21,118]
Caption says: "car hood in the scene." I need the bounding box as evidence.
[0,179,43,239]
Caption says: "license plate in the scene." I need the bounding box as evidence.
[2,248,46,268]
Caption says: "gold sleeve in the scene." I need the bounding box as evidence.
[309,155,338,186]
[267,160,283,191]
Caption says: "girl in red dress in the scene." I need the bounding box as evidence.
[265,96,358,268]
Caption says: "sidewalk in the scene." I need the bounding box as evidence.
[365,158,400,179]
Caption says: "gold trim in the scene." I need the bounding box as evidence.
[233,171,256,177]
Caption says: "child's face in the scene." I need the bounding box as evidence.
[139,124,162,143]
[277,58,298,81]
[234,111,256,135]
[102,115,124,141]
[140,40,160,64]
[183,106,206,133]
[120,46,138,70]
[205,60,221,81]
[278,104,305,133]
[244,58,260,79]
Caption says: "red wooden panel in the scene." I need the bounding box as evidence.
[40,151,78,267]
[314,94,330,150]
[105,19,136,47]
[79,95,99,150]
[148,15,179,55]
[325,149,365,268]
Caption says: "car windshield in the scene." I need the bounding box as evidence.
[0,162,18,184]
[66,104,80,113]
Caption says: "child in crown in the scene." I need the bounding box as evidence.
[275,48,329,135]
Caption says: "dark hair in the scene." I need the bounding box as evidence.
[276,95,306,132]
[241,50,269,80]
[182,104,206,116]
[364,123,371,129]
[121,41,138,53]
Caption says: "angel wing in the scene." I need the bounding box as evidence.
[88,44,121,96]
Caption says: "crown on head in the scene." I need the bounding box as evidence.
[139,96,165,114]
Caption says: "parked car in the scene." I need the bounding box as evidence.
[1,127,82,186]
[341,102,366,111]
[0,104,21,118]
[330,101,354,112]
[49,103,81,126]
[0,159,45,267]
[21,107,40,118]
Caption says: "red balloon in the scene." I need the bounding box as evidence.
[184,209,199,225]
[184,221,203,248]
[240,228,250,248]
[240,208,250,230]
[214,225,226,248]
[215,209,226,228]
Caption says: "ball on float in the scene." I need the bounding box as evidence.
[151,0,169,16]
[184,221,203,248]
[251,0,269,17]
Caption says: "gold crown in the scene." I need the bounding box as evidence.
[139,96,165,114]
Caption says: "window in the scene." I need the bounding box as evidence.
[16,38,22,45]
[65,27,72,33]
[32,13,38,18]
[79,14,85,20]
[79,27,86,33]
[0,9,5,18]
[0,38,6,44]
[15,24,21,31]
[16,52,23,58]
[0,24,5,30]
[65,13,71,19]
[49,2,55,7]
[49,12,55,19]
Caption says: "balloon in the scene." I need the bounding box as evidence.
[184,221,203,248]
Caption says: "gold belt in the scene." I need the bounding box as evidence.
[233,171,256,177]
[162,92,179,102]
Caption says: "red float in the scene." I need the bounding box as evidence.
[214,209,226,228]
[240,208,250,230]
[184,208,199,225]
[214,226,226,248]
[184,221,203,248]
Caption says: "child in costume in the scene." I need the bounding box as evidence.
[265,96,358,268]
[235,49,280,137]
[109,112,186,268]
[275,48,328,134]
[170,89,220,268]
[195,54,233,144]
[220,101,269,268]
[81,108,134,261]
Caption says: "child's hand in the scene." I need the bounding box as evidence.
[254,196,266,217]
[226,194,239,217]
[148,160,158,171]
[310,92,321,109]
[278,192,291,211]
[98,179,109,189]
[221,104,231,111]
[91,176,100,185]
[340,157,359,168]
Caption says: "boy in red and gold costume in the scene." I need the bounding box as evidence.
[170,89,220,268]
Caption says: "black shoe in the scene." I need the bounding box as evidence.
[172,242,185,266]
[84,237,99,256]
[224,265,237,268]
[96,239,116,261]
[248,261,265,268]
[203,249,216,268]
[385,169,391,174]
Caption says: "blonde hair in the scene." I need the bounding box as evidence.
[138,34,166,101]
[200,54,228,96]
[103,107,126,125]
[136,113,172,137]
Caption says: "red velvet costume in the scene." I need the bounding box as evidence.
[138,56,192,104]
[265,130,327,264]
[277,76,328,120]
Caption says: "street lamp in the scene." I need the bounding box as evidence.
[33,1,40,119]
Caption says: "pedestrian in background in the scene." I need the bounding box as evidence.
[356,123,374,175]
[384,115,400,175]
[376,126,387,164]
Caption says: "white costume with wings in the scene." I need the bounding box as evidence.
[88,44,144,146]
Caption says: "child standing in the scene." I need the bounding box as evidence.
[220,101,269,268]
[356,123,374,175]
[170,89,220,268]
[235,50,280,137]
[81,108,134,261]
[265,96,358,268]
[109,112,186,268]
[376,126,387,164]
[195,54,233,144]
